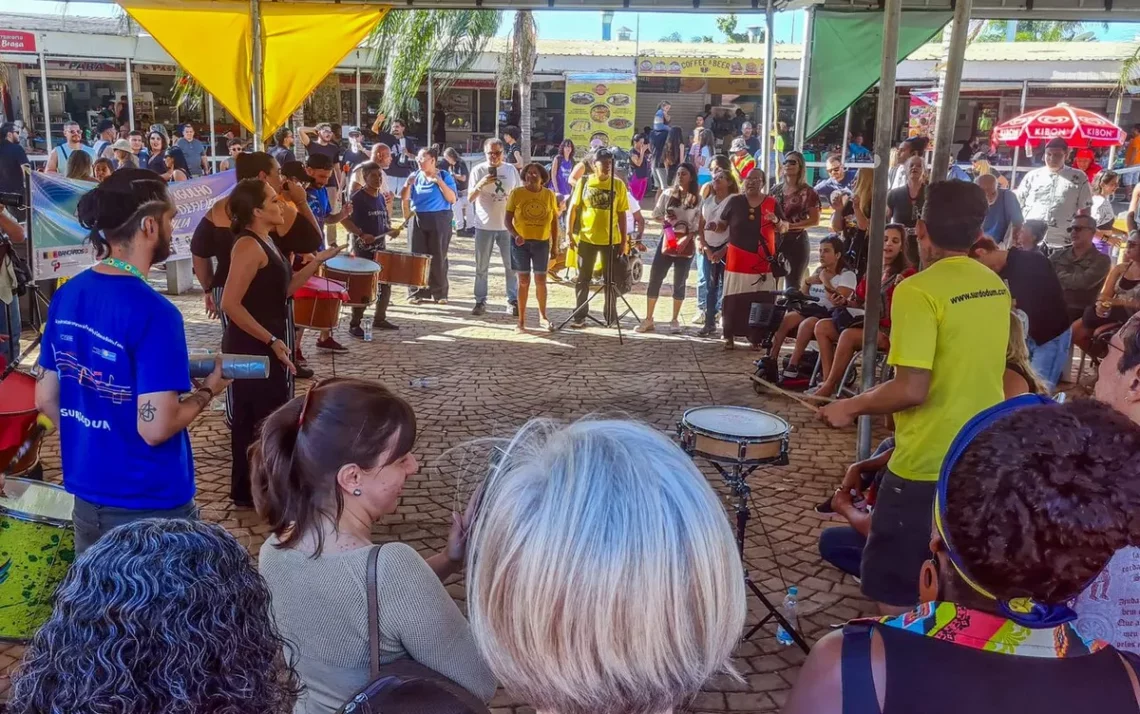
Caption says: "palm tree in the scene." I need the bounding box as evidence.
[1121,45,1140,90]
[500,10,537,161]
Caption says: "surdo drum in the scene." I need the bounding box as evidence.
[323,256,381,307]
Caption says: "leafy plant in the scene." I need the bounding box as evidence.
[499,10,537,160]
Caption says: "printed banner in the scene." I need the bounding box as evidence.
[564,73,636,157]
[637,55,764,79]
[30,169,236,280]
[908,89,940,139]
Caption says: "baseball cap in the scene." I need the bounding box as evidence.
[970,151,989,162]
[347,126,362,137]
[111,139,133,152]
[1045,137,1069,151]
[730,137,748,153]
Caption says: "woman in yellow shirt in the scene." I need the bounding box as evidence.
[506,163,560,332]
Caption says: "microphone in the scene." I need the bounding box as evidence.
[188,353,270,379]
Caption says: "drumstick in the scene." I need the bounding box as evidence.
[749,374,835,408]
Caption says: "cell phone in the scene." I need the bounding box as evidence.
[489,165,498,179]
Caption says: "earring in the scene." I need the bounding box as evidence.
[352,488,362,497]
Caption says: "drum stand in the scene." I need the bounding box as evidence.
[712,459,812,654]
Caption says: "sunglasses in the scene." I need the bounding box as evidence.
[1066,224,1094,233]
[488,150,503,156]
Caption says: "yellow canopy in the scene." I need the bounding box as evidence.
[121,0,386,138]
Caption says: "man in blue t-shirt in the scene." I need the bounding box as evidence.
[977,173,1024,245]
[343,160,398,337]
[302,152,351,353]
[32,170,229,554]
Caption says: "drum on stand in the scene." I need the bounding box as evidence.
[293,276,349,330]
[373,250,431,288]
[0,370,44,477]
[0,478,75,642]
[324,256,381,307]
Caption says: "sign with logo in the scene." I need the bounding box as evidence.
[908,89,939,139]
[636,55,764,79]
[0,30,36,53]
[563,72,636,157]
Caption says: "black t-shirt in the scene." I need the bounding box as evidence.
[1002,247,1071,345]
[270,146,296,167]
[886,184,926,228]
[504,142,522,169]
[631,148,651,178]
[448,159,470,191]
[306,142,342,187]
[190,211,322,289]
[0,141,29,195]
[383,134,417,178]
[342,148,369,172]
[744,136,762,155]
[649,129,669,168]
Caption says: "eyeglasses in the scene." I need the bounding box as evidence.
[488,151,503,156]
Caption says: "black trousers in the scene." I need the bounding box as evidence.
[779,230,811,289]
[229,359,289,505]
[350,283,392,326]
[645,241,694,300]
[409,211,452,301]
[574,242,619,323]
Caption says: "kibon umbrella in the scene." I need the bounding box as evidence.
[991,102,1126,149]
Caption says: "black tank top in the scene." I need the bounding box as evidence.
[191,211,321,289]
[223,230,290,356]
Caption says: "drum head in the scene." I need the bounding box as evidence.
[0,371,37,417]
[0,479,74,526]
[326,256,380,273]
[683,406,788,441]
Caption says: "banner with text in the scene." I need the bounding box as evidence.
[564,73,636,158]
[30,169,236,280]
[637,55,763,79]
[907,89,940,139]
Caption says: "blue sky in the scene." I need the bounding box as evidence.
[3,1,1140,44]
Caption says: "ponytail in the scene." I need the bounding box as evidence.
[76,169,171,258]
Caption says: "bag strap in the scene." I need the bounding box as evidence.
[367,545,381,680]
[840,623,882,714]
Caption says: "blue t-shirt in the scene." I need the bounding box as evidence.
[38,269,194,509]
[307,186,332,232]
[408,170,456,213]
[350,188,390,238]
[982,189,1024,243]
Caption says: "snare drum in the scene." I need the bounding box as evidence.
[293,276,349,330]
[0,478,75,641]
[0,370,43,476]
[678,406,790,465]
[374,250,431,288]
[324,256,381,307]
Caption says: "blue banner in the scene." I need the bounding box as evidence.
[30,169,236,280]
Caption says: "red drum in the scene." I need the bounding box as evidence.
[374,251,431,288]
[0,371,42,476]
[293,276,349,330]
[324,256,381,307]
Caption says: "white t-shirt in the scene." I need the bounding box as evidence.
[1092,194,1116,229]
[1074,546,1140,653]
[701,194,731,248]
[467,162,521,231]
[808,268,857,310]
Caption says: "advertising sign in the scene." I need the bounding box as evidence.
[637,55,763,79]
[0,30,36,53]
[564,73,636,156]
[908,89,940,139]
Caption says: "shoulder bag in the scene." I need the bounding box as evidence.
[758,203,789,279]
[334,547,490,714]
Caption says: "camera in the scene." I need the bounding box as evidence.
[0,192,23,209]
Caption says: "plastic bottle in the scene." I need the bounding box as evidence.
[775,586,798,646]
[363,322,373,342]
[408,377,438,389]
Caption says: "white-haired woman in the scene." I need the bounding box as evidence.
[466,418,746,714]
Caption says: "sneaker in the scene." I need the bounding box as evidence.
[471,302,486,316]
[782,365,801,380]
[692,312,706,326]
[539,318,553,332]
[570,317,587,329]
[757,356,779,383]
[316,337,349,353]
[409,296,424,305]
[349,326,366,339]
[373,319,399,330]
[697,325,714,338]
[436,298,448,305]
[510,302,519,317]
[635,320,655,333]
[295,364,315,379]
[669,320,682,334]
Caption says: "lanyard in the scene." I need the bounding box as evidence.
[100,257,145,280]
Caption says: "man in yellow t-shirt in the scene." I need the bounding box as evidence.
[567,148,629,327]
[819,180,1010,612]
[505,162,560,331]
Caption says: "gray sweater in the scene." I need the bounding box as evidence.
[259,537,497,714]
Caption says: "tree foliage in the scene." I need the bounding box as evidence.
[715,14,752,43]
[501,10,538,160]
[977,20,1093,42]
[659,31,683,42]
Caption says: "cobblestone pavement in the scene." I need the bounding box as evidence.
[0,223,883,712]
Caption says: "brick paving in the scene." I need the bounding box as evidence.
[0,222,882,712]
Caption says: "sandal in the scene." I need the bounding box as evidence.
[724,338,735,351]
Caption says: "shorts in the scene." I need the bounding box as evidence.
[510,239,551,274]
[860,468,937,607]
[1082,304,1132,330]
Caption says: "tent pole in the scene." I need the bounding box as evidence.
[1109,90,1124,168]
[250,0,264,150]
[842,105,853,161]
[1010,79,1027,190]
[208,94,217,172]
[761,0,775,181]
[126,58,135,130]
[930,0,971,181]
[427,71,434,148]
[38,52,51,155]
[856,0,903,462]
[356,63,362,129]
[793,8,813,152]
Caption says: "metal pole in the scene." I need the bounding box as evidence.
[760,0,775,181]
[208,94,217,171]
[856,0,903,461]
[427,71,434,148]
[355,65,362,129]
[793,8,813,152]
[494,74,501,138]
[38,52,51,156]
[250,0,264,150]
[930,0,972,182]
[125,58,135,130]
[1109,90,1125,168]
[842,105,853,160]
[1010,79,1028,190]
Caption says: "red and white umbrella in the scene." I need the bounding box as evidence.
[991,102,1126,149]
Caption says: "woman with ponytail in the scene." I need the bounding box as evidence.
[253,378,496,714]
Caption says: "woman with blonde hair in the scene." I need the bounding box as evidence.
[466,418,746,714]
[66,149,94,181]
[1005,311,1046,396]
[971,157,1009,189]
[831,167,874,277]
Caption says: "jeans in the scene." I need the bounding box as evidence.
[1028,327,1072,393]
[696,253,725,313]
[0,294,20,365]
[473,229,518,305]
[702,255,726,328]
[72,497,198,555]
[819,526,866,578]
[779,230,811,290]
[574,242,619,323]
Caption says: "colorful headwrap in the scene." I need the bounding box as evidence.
[933,393,1078,629]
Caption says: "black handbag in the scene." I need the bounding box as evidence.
[758,220,789,279]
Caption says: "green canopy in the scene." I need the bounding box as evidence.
[805,9,950,141]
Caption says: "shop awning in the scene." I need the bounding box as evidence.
[119,0,386,137]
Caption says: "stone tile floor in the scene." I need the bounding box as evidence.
[0,224,886,712]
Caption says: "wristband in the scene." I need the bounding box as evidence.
[267,335,281,347]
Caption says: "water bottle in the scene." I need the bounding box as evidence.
[363,322,373,342]
[775,586,799,646]
[409,377,438,389]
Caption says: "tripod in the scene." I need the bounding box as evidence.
[555,159,640,342]
[710,458,811,653]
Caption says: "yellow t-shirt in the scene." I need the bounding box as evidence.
[886,256,1010,482]
[506,186,558,241]
[570,174,630,246]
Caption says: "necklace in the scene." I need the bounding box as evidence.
[100,257,145,280]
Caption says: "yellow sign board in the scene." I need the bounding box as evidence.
[564,73,636,155]
[637,55,764,79]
